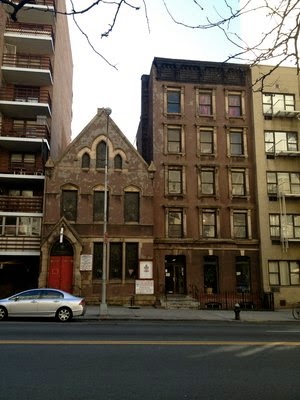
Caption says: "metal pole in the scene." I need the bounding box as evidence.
[100,108,112,318]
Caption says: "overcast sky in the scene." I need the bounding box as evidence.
[67,0,240,145]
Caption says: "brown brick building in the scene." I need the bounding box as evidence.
[40,109,154,304]
[137,57,263,308]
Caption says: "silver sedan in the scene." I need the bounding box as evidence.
[0,288,86,322]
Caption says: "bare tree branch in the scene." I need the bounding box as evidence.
[161,0,300,89]
[1,0,299,86]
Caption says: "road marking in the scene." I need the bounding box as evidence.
[0,340,300,346]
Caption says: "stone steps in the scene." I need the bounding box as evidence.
[162,295,200,309]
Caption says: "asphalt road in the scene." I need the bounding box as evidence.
[1,320,300,400]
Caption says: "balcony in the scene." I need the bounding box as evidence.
[0,86,52,118]
[0,119,50,141]
[4,21,54,54]
[0,236,41,255]
[0,195,43,213]
[2,53,53,86]
[8,1,56,25]
[0,161,45,183]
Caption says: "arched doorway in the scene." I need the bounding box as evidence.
[48,239,74,293]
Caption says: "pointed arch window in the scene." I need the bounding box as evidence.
[96,141,106,168]
[114,154,123,169]
[81,152,90,169]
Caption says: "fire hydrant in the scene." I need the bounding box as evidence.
[234,303,241,320]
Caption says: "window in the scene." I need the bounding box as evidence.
[109,243,122,280]
[81,153,90,169]
[61,190,77,221]
[269,214,280,238]
[167,89,181,113]
[267,172,300,196]
[96,141,106,168]
[18,216,30,235]
[269,261,300,286]
[167,167,183,195]
[13,119,37,136]
[93,243,103,279]
[283,215,300,240]
[114,154,122,169]
[202,210,217,238]
[231,169,246,196]
[125,243,138,279]
[93,191,108,222]
[229,129,244,156]
[40,290,63,299]
[199,91,213,115]
[10,153,36,172]
[124,191,139,222]
[228,93,242,117]
[199,128,214,154]
[263,93,295,115]
[168,209,183,238]
[93,242,139,281]
[167,126,182,153]
[0,216,41,236]
[265,131,298,154]
[14,86,39,102]
[200,168,215,195]
[269,214,300,240]
[233,211,248,238]
[4,216,17,236]
[14,290,40,300]
[236,256,251,292]
[203,256,218,293]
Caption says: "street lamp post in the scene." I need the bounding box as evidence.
[100,107,112,318]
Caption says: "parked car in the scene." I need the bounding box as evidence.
[0,288,86,322]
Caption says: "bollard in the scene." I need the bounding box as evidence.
[234,303,241,320]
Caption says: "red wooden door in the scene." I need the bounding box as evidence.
[48,256,73,293]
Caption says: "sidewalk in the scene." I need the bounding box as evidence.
[82,305,297,322]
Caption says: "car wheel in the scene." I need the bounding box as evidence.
[0,306,8,321]
[56,307,72,322]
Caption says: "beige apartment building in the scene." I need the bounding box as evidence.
[252,65,300,308]
[0,1,73,297]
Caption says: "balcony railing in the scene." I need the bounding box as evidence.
[0,236,41,253]
[0,121,50,141]
[0,195,43,212]
[27,0,56,5]
[2,53,53,74]
[6,21,54,40]
[0,86,52,117]
[8,162,44,176]
[1,86,50,102]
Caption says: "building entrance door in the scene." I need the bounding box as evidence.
[48,240,74,293]
[165,255,186,294]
